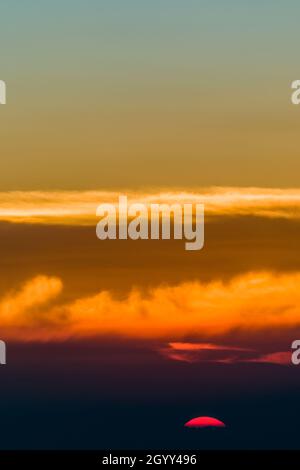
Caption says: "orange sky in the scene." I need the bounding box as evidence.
[0,186,299,365]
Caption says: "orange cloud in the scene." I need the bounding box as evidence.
[0,187,300,224]
[0,275,63,328]
[1,271,300,343]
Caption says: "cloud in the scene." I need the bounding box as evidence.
[160,341,253,363]
[0,276,63,328]
[0,187,300,225]
[247,351,291,365]
[167,342,252,352]
[1,271,300,347]
[159,342,251,363]
[160,342,291,366]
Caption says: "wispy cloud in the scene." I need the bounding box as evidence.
[160,342,253,363]
[167,342,253,352]
[160,342,291,366]
[247,351,291,365]
[0,187,300,224]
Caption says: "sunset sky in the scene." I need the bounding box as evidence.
[0,0,300,450]
[0,189,299,361]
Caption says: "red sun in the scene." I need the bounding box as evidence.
[184,416,226,428]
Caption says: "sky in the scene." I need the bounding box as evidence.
[1,1,300,188]
[1,1,300,450]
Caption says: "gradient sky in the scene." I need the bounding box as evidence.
[0,0,299,358]
[1,0,300,189]
[2,2,300,451]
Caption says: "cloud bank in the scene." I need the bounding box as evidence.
[1,271,300,346]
